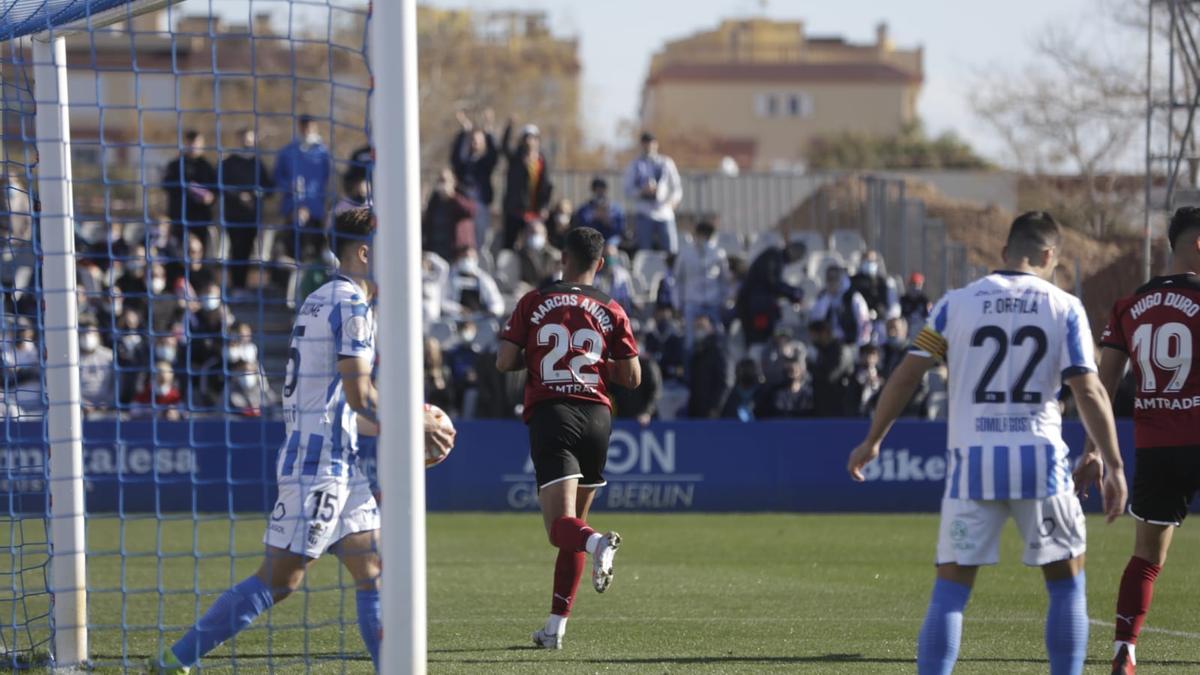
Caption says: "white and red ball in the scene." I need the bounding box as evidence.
[424,403,455,468]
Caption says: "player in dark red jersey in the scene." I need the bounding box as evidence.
[1082,207,1200,674]
[496,226,641,650]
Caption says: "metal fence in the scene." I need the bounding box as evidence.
[548,169,986,299]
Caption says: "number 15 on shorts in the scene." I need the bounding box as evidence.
[306,490,340,548]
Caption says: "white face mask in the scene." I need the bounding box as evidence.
[528,234,546,251]
[156,382,173,396]
[304,132,321,146]
[860,261,879,277]
[158,345,177,363]
[80,332,99,353]
[151,277,167,294]
[201,296,221,312]
[239,373,258,390]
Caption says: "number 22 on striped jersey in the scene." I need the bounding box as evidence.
[1131,322,1193,393]
[537,324,603,384]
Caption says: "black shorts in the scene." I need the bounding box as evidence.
[527,400,612,490]
[1131,446,1200,526]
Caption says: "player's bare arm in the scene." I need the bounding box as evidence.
[1065,369,1127,522]
[848,352,935,481]
[606,356,642,390]
[1075,346,1129,497]
[495,340,525,372]
[338,355,379,426]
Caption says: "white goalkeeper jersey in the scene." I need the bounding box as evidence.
[278,274,376,480]
[910,271,1096,500]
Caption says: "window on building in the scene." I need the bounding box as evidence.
[756,91,812,118]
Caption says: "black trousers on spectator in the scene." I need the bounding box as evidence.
[502,212,526,250]
[225,220,259,289]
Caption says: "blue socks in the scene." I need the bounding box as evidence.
[1045,572,1088,675]
[171,575,275,667]
[356,588,382,671]
[917,577,971,675]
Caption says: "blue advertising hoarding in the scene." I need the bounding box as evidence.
[1,419,1135,514]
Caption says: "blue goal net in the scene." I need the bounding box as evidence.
[0,1,375,670]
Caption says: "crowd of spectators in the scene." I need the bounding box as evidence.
[1,107,943,424]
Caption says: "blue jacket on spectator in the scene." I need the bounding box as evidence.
[572,198,625,242]
[274,139,331,221]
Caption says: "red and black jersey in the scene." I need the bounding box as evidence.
[499,280,639,421]
[1100,273,1200,449]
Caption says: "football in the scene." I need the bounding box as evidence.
[424,403,456,468]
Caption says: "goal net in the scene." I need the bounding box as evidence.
[0,0,385,670]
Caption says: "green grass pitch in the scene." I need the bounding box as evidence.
[10,512,1200,673]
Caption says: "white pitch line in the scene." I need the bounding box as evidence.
[1088,618,1200,640]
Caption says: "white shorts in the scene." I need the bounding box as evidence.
[935,493,1086,567]
[264,474,379,559]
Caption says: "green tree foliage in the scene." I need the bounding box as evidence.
[807,122,990,171]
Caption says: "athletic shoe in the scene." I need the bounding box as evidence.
[531,628,562,650]
[144,647,189,674]
[591,531,621,593]
[1112,643,1135,675]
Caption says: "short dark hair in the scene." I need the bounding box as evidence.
[1006,211,1061,261]
[1168,206,1200,251]
[640,131,656,144]
[590,177,608,191]
[563,226,605,270]
[298,114,314,126]
[183,129,201,144]
[331,207,375,259]
[695,221,716,239]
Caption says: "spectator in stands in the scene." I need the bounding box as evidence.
[422,169,475,262]
[444,246,504,319]
[515,220,560,287]
[274,114,332,261]
[177,233,219,301]
[684,316,730,418]
[734,239,806,345]
[811,265,871,346]
[756,356,815,419]
[134,360,183,421]
[500,119,552,250]
[148,262,183,333]
[721,357,765,421]
[655,254,680,309]
[881,316,909,376]
[345,144,374,190]
[186,281,230,403]
[571,178,625,243]
[644,303,686,383]
[333,171,372,219]
[85,221,129,273]
[221,128,274,291]
[849,344,885,416]
[152,334,182,376]
[446,320,483,417]
[595,241,636,314]
[115,245,150,315]
[851,250,900,340]
[624,131,682,254]
[675,221,730,347]
[0,319,39,395]
[760,327,805,387]
[808,319,857,417]
[422,252,450,323]
[424,336,456,414]
[78,315,114,416]
[613,353,661,426]
[162,129,217,249]
[450,109,499,250]
[227,322,275,415]
[545,198,574,251]
[900,272,932,331]
[114,306,149,406]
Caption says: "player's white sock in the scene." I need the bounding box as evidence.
[545,613,568,638]
[1114,641,1136,664]
[585,533,604,556]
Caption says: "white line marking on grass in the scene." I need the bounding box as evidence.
[1088,618,1200,640]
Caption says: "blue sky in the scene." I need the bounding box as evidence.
[419,0,1110,164]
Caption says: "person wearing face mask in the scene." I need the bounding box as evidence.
[445,246,505,319]
[1,321,40,409]
[545,199,573,251]
[187,283,231,403]
[720,358,766,422]
[115,307,150,406]
[133,360,184,420]
[644,303,686,383]
[422,168,476,263]
[500,118,553,250]
[77,317,115,416]
[572,178,625,243]
[850,249,900,343]
[900,271,932,332]
[516,220,561,287]
[221,128,275,290]
[811,265,871,346]
[273,114,332,261]
[756,356,815,419]
[594,241,635,314]
[115,244,150,315]
[227,323,277,416]
[684,315,731,419]
[162,129,217,250]
[674,221,730,348]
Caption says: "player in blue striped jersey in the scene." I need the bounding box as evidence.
[848,212,1127,675]
[150,208,453,674]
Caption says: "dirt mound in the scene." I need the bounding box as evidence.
[775,174,1149,335]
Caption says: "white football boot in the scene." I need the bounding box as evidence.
[591,531,621,593]
[531,627,563,650]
